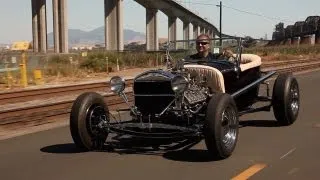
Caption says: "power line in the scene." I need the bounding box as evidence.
[174,1,295,24]
[175,0,217,6]
[222,4,295,23]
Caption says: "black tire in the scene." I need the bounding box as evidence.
[272,73,300,125]
[204,93,239,160]
[70,92,110,151]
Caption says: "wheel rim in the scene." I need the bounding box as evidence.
[290,81,299,116]
[86,105,108,137]
[221,106,238,151]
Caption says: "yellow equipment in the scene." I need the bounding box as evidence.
[20,52,28,87]
[11,41,31,51]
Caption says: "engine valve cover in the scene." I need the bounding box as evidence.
[184,90,207,105]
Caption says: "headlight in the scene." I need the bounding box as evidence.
[171,75,188,94]
[110,76,125,94]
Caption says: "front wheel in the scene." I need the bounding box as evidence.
[204,93,239,160]
[70,92,110,151]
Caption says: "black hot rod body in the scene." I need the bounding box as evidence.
[69,37,300,160]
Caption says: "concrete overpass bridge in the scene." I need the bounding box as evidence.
[31,0,219,53]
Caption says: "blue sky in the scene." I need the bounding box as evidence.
[0,0,319,44]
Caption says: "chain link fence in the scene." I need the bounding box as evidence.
[0,50,80,88]
[0,50,167,89]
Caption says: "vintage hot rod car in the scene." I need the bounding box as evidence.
[69,38,300,160]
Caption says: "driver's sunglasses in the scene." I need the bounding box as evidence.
[196,41,209,46]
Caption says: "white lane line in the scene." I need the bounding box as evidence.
[280,147,296,160]
[288,168,299,175]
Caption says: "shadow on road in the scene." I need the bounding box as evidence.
[40,143,87,154]
[239,119,286,128]
[162,149,223,162]
[40,142,222,162]
[40,120,285,160]
[40,135,221,162]
[103,135,204,157]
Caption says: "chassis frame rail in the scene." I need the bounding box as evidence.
[108,122,202,139]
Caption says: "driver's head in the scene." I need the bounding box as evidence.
[196,34,211,57]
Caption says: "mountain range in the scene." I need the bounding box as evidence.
[47,26,146,47]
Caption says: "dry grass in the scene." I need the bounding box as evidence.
[244,44,320,54]
[244,44,320,61]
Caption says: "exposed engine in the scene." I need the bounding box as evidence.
[169,70,211,118]
[184,75,209,105]
[112,56,214,123]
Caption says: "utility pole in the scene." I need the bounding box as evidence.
[217,1,222,47]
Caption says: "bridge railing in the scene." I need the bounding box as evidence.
[165,37,242,54]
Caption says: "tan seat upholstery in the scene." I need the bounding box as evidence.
[184,64,225,93]
[237,54,262,72]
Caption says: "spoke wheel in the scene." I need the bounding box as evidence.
[289,81,299,117]
[70,92,110,151]
[272,73,300,125]
[204,93,239,160]
[221,106,238,152]
[87,105,108,137]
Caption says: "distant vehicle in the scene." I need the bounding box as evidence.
[69,37,300,160]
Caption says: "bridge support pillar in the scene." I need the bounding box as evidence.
[168,16,177,49]
[205,29,210,35]
[209,29,215,38]
[31,0,47,53]
[310,34,316,45]
[104,0,124,51]
[300,34,315,45]
[284,38,292,45]
[291,37,301,45]
[146,8,158,51]
[200,27,205,34]
[316,33,320,44]
[52,0,68,53]
[193,24,199,39]
[183,22,190,49]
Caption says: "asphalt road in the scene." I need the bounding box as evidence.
[0,70,320,180]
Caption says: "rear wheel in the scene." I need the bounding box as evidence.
[272,73,300,125]
[70,92,110,151]
[204,93,239,159]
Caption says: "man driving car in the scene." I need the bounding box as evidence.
[187,34,218,61]
[186,34,236,63]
